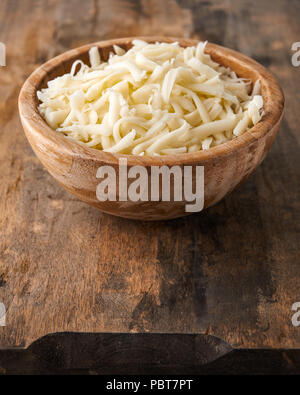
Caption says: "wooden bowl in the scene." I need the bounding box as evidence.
[18,37,284,220]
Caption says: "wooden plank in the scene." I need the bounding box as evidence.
[0,0,299,350]
[1,333,300,375]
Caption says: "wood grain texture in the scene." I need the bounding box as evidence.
[19,36,284,220]
[0,0,299,350]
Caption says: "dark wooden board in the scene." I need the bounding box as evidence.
[1,333,300,375]
[0,0,299,357]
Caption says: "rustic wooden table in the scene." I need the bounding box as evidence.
[0,0,299,374]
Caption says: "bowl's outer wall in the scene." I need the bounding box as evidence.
[21,114,282,220]
[19,37,284,220]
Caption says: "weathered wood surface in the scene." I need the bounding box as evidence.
[0,0,299,350]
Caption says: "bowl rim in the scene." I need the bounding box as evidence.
[18,36,285,166]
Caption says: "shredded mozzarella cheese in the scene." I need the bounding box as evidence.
[37,41,264,155]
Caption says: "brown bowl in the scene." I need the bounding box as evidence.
[18,37,284,220]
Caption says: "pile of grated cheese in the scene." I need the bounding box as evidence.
[37,40,264,156]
